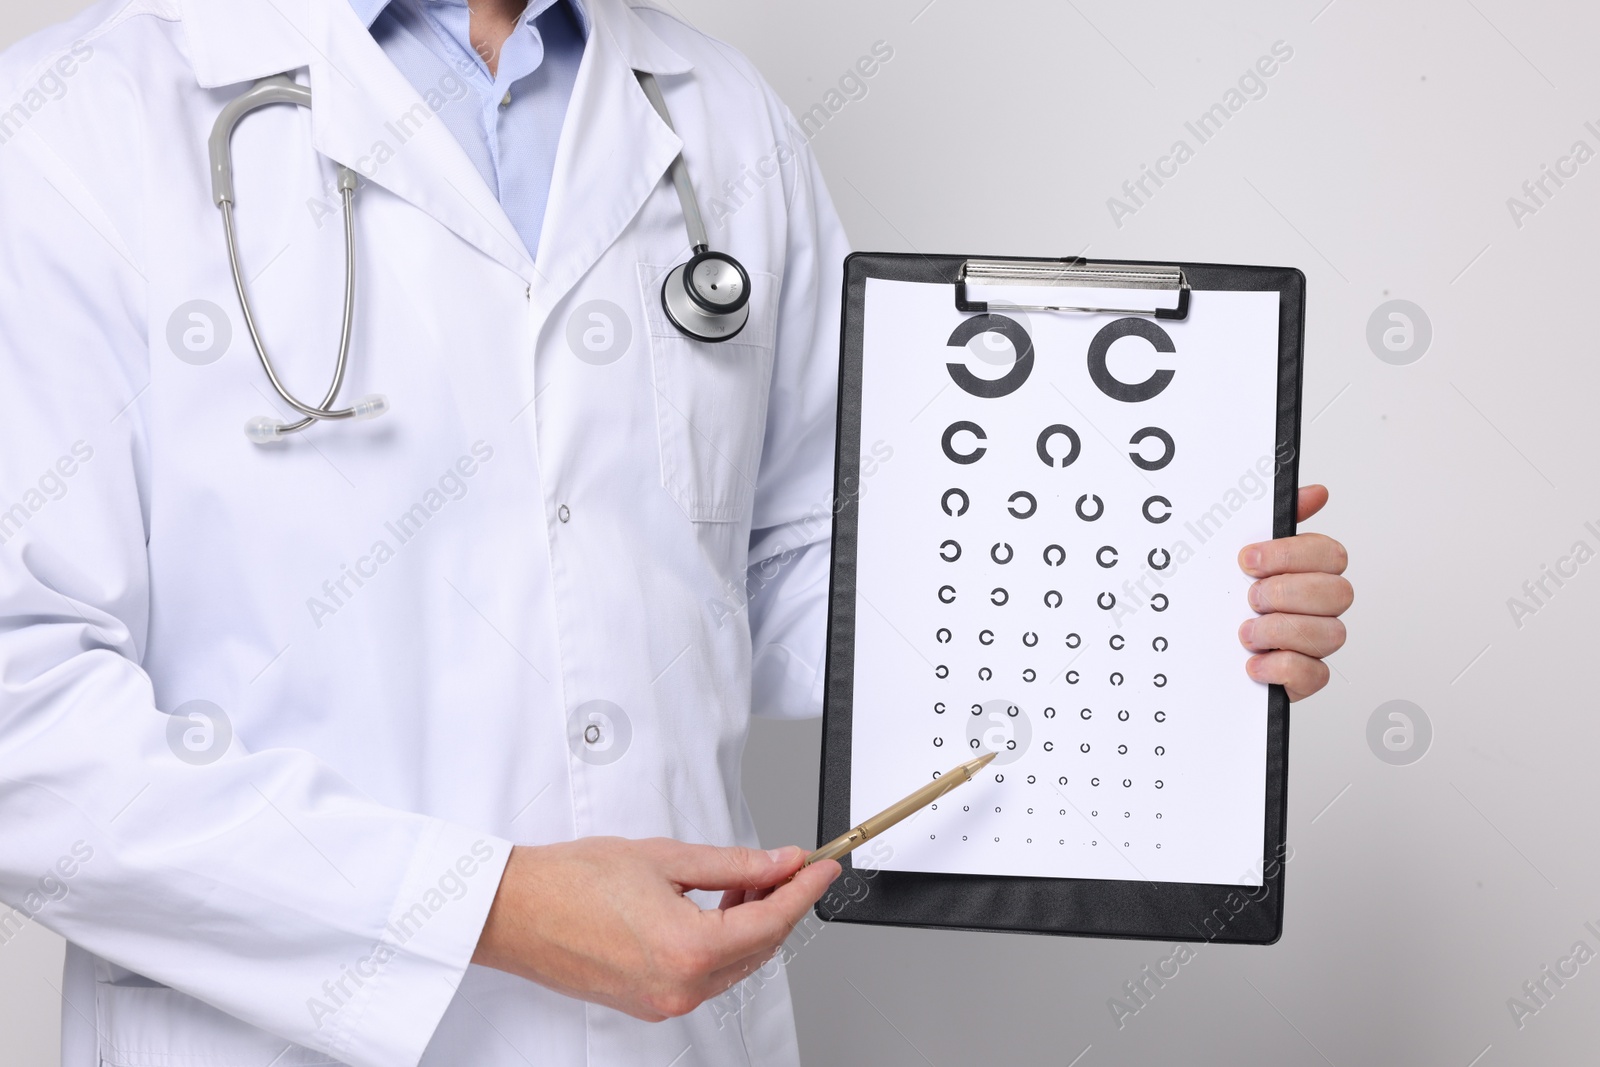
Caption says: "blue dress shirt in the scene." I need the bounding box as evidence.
[349,0,588,256]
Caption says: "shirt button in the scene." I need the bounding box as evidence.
[500,90,512,108]
[558,504,571,523]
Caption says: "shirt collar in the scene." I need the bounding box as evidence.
[347,0,591,35]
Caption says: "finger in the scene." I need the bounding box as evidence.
[1239,532,1348,578]
[1239,613,1346,658]
[1296,484,1329,523]
[720,886,768,910]
[659,842,807,894]
[702,859,840,963]
[1248,572,1354,617]
[1246,649,1331,701]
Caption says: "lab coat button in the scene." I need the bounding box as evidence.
[570,700,631,765]
[558,504,571,523]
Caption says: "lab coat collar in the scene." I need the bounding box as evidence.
[527,2,688,307]
[304,0,535,277]
[181,0,693,283]
[180,0,312,89]
[597,0,691,76]
[181,0,689,89]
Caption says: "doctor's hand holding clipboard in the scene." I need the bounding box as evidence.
[1238,484,1352,701]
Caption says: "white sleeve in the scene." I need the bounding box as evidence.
[747,129,852,721]
[0,133,508,1067]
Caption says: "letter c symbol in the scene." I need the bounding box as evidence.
[942,422,987,464]
[946,314,1035,398]
[1129,426,1175,471]
[1036,424,1082,468]
[1087,317,1176,403]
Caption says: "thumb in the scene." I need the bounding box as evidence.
[1296,484,1329,523]
[659,841,807,893]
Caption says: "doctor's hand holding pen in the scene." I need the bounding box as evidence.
[472,838,841,1020]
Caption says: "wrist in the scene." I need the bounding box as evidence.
[472,843,532,974]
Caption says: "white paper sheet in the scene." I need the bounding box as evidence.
[848,279,1282,886]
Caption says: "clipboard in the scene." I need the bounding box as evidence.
[816,253,1304,944]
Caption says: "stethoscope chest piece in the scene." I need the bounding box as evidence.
[661,250,751,342]
[634,69,755,346]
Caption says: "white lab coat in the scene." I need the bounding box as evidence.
[0,0,848,1062]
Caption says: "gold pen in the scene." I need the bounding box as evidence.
[805,751,997,866]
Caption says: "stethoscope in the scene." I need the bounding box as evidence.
[208,70,752,444]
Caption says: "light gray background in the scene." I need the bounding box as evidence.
[3,0,1596,1064]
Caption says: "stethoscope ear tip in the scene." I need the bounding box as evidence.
[349,393,389,420]
[245,416,286,445]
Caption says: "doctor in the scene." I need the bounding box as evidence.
[0,0,1352,1065]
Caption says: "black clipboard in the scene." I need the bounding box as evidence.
[816,252,1305,944]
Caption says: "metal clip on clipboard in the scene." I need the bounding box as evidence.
[954,257,1192,321]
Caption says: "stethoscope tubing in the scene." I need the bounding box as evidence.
[220,187,361,430]
[212,74,366,434]
[634,71,709,255]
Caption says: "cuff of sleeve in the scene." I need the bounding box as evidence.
[323,821,513,1067]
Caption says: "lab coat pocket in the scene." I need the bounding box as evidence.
[639,263,778,523]
[96,977,340,1066]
